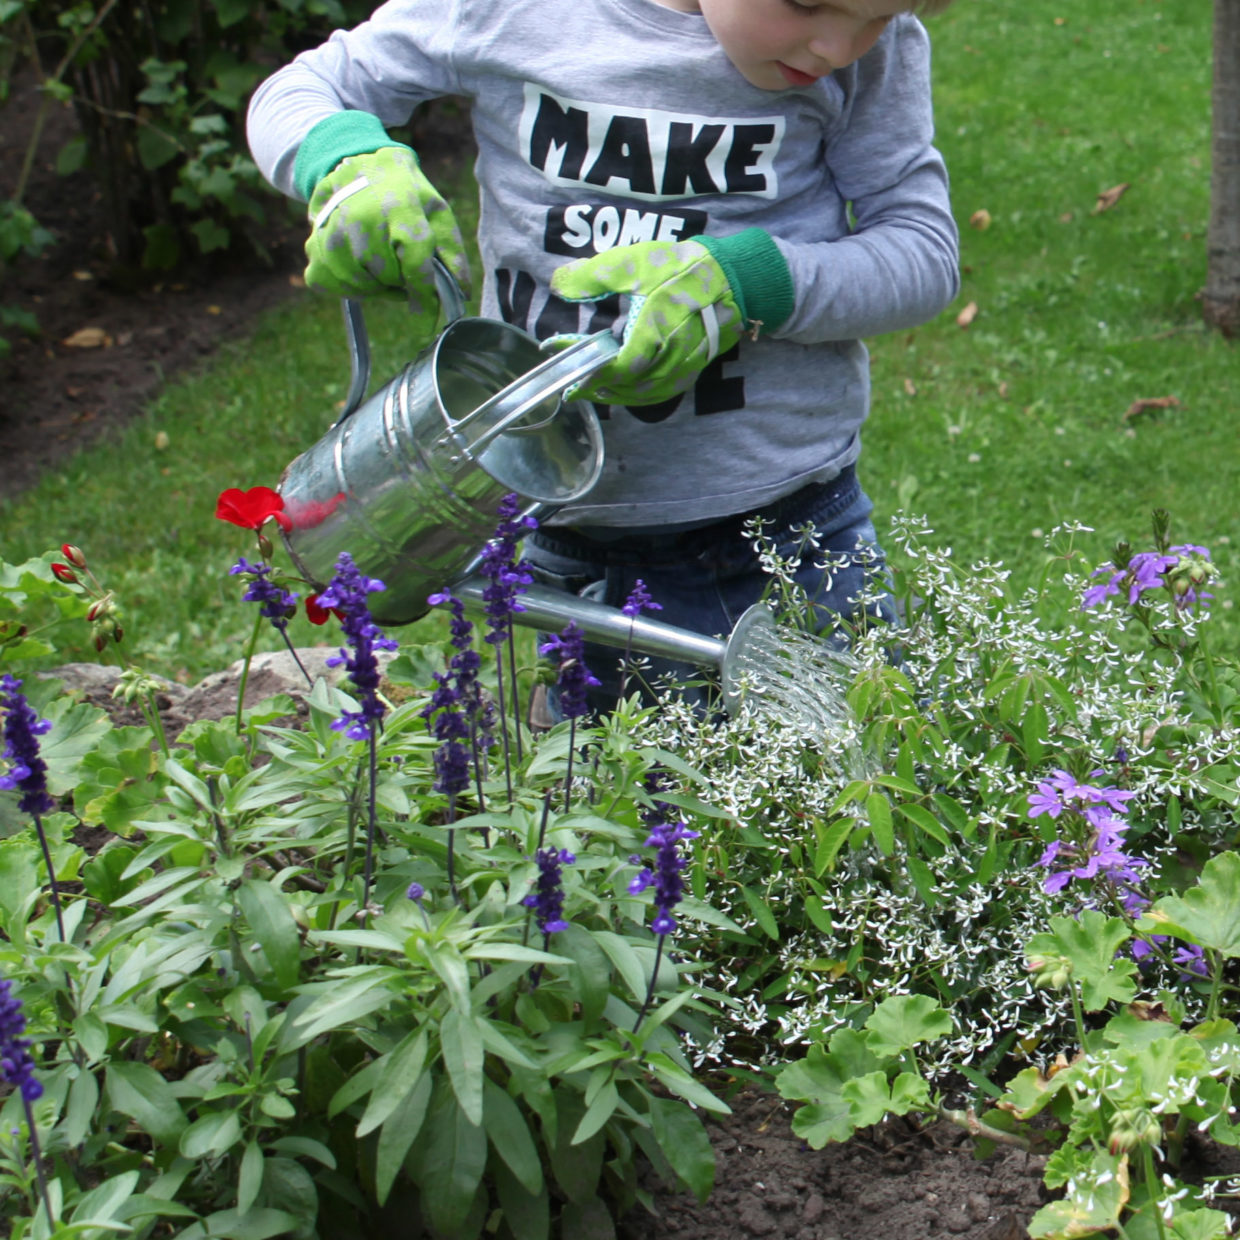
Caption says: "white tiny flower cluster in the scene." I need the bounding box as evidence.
[633,512,1231,1072]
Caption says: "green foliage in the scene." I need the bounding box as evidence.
[0,542,728,1237]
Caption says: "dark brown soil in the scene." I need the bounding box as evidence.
[620,1091,1046,1240]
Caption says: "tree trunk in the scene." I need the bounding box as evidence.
[1205,0,1240,335]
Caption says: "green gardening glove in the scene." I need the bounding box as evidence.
[548,228,794,406]
[294,111,470,344]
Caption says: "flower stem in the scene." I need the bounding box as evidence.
[633,933,666,1035]
[30,813,65,944]
[360,726,379,921]
[1142,1143,1170,1240]
[234,610,265,734]
[22,1094,54,1229]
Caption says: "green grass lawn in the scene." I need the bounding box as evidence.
[1,0,1235,682]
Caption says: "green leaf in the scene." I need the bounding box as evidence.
[813,817,855,875]
[70,1170,139,1228]
[648,1096,715,1203]
[236,879,301,992]
[441,1010,485,1126]
[864,994,953,1057]
[197,1206,301,1239]
[106,1062,187,1146]
[1026,910,1138,1011]
[410,1083,487,1235]
[739,884,779,940]
[236,1142,263,1214]
[1146,851,1240,957]
[491,1158,550,1240]
[374,1071,432,1206]
[356,1030,428,1138]
[558,924,611,1023]
[180,1110,243,1159]
[38,698,112,795]
[137,125,180,170]
[894,801,950,848]
[483,1078,543,1195]
[865,792,894,855]
[1026,1150,1128,1238]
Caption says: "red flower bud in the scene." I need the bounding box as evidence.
[94,633,107,653]
[51,562,78,583]
[113,626,124,645]
[215,486,292,533]
[86,600,104,622]
[61,544,88,569]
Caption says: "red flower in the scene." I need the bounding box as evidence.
[305,594,344,626]
[215,486,292,533]
[51,563,78,583]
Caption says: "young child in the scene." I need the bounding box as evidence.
[248,0,960,713]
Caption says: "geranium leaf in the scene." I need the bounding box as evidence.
[1145,852,1240,957]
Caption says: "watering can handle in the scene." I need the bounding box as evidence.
[338,256,469,422]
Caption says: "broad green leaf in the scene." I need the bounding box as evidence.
[558,923,611,1023]
[441,1010,485,1126]
[592,930,649,1004]
[865,792,894,855]
[491,1158,550,1240]
[648,1096,715,1203]
[1027,1150,1129,1239]
[895,801,950,847]
[236,879,301,992]
[1146,852,1240,957]
[840,1070,905,1129]
[180,1110,242,1159]
[813,817,854,875]
[410,1084,487,1235]
[864,994,953,1057]
[646,1054,729,1114]
[69,1170,139,1227]
[196,1206,300,1239]
[1026,911,1137,1011]
[38,697,113,795]
[374,1072,432,1206]
[107,1062,187,1145]
[356,1030,429,1138]
[570,1077,618,1146]
[739,885,778,940]
[236,1141,263,1214]
[483,1079,543,1195]
[65,1068,98,1147]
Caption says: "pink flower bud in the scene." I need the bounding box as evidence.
[51,563,78,584]
[60,544,88,569]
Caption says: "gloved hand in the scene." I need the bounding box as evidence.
[294,111,470,344]
[548,228,794,406]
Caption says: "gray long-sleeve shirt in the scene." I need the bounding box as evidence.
[248,0,959,527]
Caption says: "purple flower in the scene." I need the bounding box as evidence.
[539,622,600,720]
[0,980,41,1103]
[0,676,54,817]
[622,579,662,619]
[630,817,700,937]
[229,557,298,633]
[1032,767,1145,898]
[406,882,425,902]
[478,494,537,646]
[423,589,486,799]
[1082,542,1215,612]
[523,847,575,934]
[1173,943,1209,979]
[316,553,399,740]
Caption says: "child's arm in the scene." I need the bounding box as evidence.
[246,6,469,340]
[769,15,959,344]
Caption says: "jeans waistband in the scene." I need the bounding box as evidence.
[531,465,860,560]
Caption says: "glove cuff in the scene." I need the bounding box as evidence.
[697,228,794,335]
[293,111,413,200]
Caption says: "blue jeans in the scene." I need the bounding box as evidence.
[524,465,897,715]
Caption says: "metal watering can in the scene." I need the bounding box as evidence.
[278,264,613,625]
